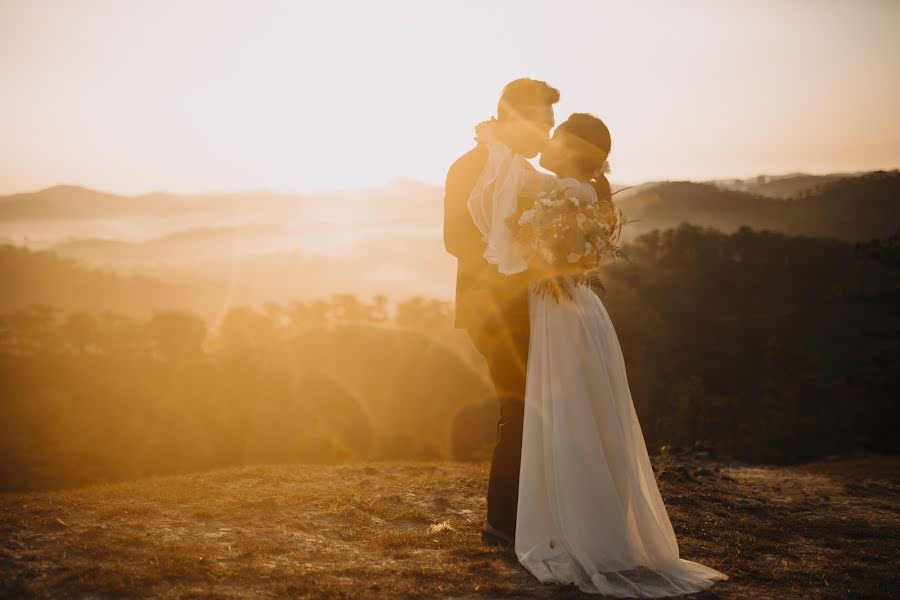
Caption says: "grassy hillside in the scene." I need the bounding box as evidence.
[1,455,896,598]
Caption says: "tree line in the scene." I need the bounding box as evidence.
[1,222,897,491]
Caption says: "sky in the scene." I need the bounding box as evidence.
[0,0,898,196]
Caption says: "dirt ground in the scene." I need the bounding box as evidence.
[1,454,897,598]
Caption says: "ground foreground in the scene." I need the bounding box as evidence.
[1,454,897,598]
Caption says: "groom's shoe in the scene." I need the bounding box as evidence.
[481,519,515,548]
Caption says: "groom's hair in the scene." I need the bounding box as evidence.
[497,78,560,121]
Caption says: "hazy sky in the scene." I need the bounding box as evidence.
[1,0,898,195]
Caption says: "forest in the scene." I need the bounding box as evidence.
[1,217,897,492]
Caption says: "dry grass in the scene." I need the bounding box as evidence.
[0,455,897,598]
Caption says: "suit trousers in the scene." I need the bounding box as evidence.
[466,300,530,537]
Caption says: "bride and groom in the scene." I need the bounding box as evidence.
[443,78,728,597]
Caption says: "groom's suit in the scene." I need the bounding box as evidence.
[443,142,532,540]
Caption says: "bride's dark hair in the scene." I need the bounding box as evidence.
[554,113,612,202]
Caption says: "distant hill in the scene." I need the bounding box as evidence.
[0,243,222,318]
[0,179,455,304]
[705,172,862,198]
[0,185,125,220]
[2,171,897,305]
[615,181,787,242]
[4,171,896,247]
[50,224,285,264]
[0,184,310,221]
[615,170,900,243]
[0,180,444,224]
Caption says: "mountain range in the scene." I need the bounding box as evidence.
[0,169,896,314]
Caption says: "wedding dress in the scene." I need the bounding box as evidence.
[467,133,728,597]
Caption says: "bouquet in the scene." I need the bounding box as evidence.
[505,181,632,301]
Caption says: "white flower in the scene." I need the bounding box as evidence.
[566,252,581,263]
[568,194,581,208]
[518,208,537,225]
[584,241,593,252]
[541,196,555,207]
[541,247,556,264]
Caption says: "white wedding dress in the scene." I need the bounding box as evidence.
[467,133,728,597]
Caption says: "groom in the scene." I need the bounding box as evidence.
[442,78,559,546]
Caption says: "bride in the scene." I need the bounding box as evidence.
[467,114,729,597]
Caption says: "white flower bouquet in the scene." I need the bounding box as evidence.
[505,182,632,301]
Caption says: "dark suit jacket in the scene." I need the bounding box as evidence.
[443,144,533,331]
